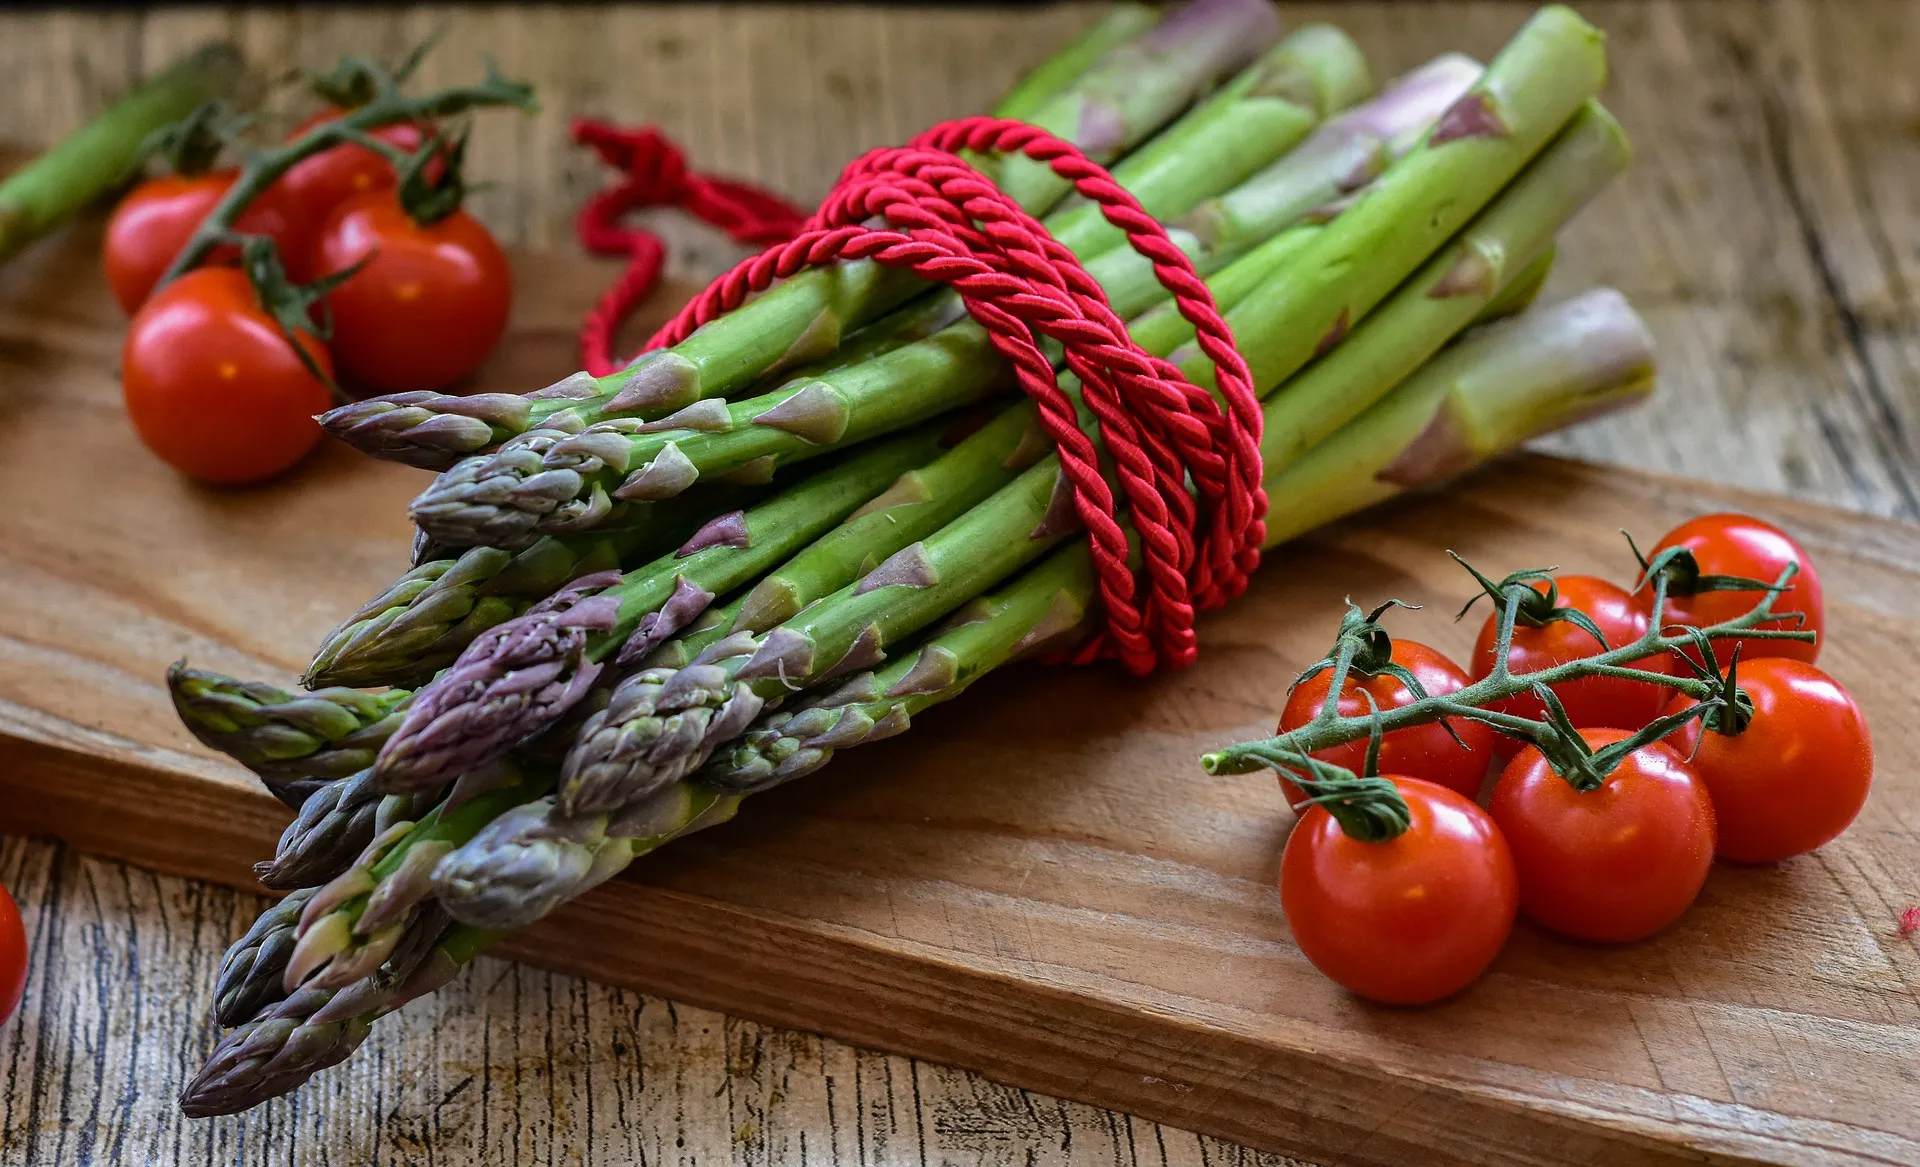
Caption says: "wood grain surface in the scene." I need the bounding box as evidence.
[0,2,1915,1165]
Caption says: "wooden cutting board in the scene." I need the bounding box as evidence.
[0,218,1915,1167]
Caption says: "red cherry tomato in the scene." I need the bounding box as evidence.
[121,267,334,484]
[279,110,427,222]
[102,172,313,315]
[1646,513,1824,665]
[1277,641,1494,805]
[312,192,512,391]
[1281,777,1517,1005]
[1472,575,1673,758]
[0,881,25,1027]
[1489,729,1716,943]
[1663,659,1871,863]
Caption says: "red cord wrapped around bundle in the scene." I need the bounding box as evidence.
[573,116,1263,674]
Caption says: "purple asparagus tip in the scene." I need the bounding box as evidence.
[370,573,624,793]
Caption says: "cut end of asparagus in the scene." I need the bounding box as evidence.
[1247,24,1373,117]
[1378,287,1655,487]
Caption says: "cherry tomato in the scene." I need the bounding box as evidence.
[279,110,427,223]
[312,192,512,391]
[102,173,313,316]
[121,267,334,484]
[1472,576,1673,756]
[1281,777,1517,1005]
[1489,729,1715,942]
[0,881,24,1027]
[1662,659,1871,863]
[1278,641,1494,805]
[1645,513,1824,665]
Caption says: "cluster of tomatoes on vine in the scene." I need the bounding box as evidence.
[108,53,519,484]
[1263,512,1872,1007]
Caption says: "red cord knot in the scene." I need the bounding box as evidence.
[571,117,808,376]
[1900,906,1920,937]
[636,117,1265,675]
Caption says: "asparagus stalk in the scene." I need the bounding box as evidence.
[280,761,549,992]
[307,479,771,689]
[435,781,740,934]
[703,546,1099,790]
[1036,22,1372,261]
[1260,287,1655,539]
[1258,103,1627,470]
[403,47,1439,553]
[0,43,244,266]
[371,426,953,793]
[711,289,1657,787]
[211,887,315,1028]
[992,0,1281,212]
[254,767,433,891]
[1088,52,1484,341]
[988,5,1163,123]
[180,912,477,1119]
[168,664,410,805]
[1207,5,1607,396]
[320,0,1302,468]
[179,286,1658,1117]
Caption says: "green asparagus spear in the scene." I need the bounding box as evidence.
[702,546,1098,790]
[168,664,409,804]
[255,767,434,891]
[1257,103,1627,471]
[1208,5,1607,395]
[307,479,771,689]
[322,0,1306,468]
[1261,287,1655,539]
[0,43,244,265]
[992,0,1281,211]
[211,887,315,1028]
[280,760,549,992]
[988,5,1163,124]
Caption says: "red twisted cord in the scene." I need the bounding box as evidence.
[624,117,1264,674]
[571,118,809,376]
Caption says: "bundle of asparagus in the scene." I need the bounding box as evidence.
[174,1,1655,1116]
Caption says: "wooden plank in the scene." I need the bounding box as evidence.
[0,3,1916,1164]
[1,209,1917,1163]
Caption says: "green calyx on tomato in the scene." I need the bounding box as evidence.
[229,233,367,395]
[1490,730,1716,943]
[1660,657,1871,864]
[134,100,233,177]
[1452,554,1613,652]
[305,38,438,110]
[1510,677,1723,794]
[1280,613,1492,808]
[391,125,473,226]
[1631,515,1825,665]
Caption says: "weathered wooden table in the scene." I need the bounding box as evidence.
[0,2,1914,1163]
